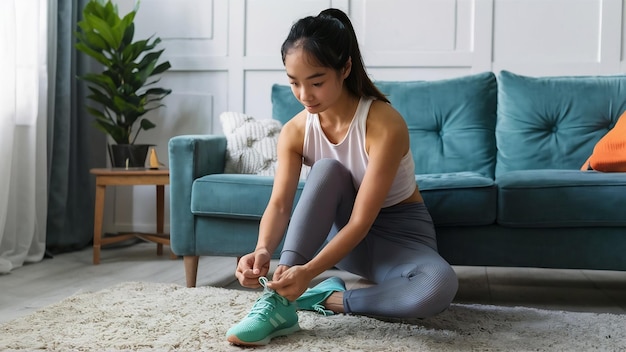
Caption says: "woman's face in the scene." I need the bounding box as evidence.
[284,48,347,114]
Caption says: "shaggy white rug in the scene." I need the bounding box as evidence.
[0,282,624,351]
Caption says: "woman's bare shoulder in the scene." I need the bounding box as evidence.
[279,109,308,146]
[368,100,406,130]
[365,100,410,154]
[282,109,307,132]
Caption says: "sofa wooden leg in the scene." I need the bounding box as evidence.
[184,255,199,288]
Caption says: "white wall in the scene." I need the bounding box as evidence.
[106,0,626,234]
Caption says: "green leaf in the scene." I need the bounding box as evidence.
[82,31,109,52]
[95,118,129,144]
[120,11,136,43]
[121,22,135,49]
[80,72,117,94]
[151,61,171,75]
[140,118,156,131]
[121,39,149,64]
[83,13,120,49]
[136,50,163,71]
[144,87,172,96]
[86,106,111,121]
[75,42,110,66]
[135,60,157,87]
[143,103,166,114]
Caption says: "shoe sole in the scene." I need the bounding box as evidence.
[227,323,301,346]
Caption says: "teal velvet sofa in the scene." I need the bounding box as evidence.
[169,70,626,287]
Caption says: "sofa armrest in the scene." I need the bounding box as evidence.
[168,134,227,255]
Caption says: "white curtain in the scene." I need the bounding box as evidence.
[0,0,48,273]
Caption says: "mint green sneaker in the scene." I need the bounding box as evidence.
[226,277,300,346]
[296,276,346,316]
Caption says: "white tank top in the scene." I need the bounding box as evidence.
[302,97,416,207]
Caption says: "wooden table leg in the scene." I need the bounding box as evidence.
[93,182,106,264]
[156,184,164,256]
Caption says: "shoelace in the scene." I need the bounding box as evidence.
[311,303,334,316]
[248,277,288,320]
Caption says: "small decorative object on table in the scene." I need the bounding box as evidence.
[149,148,165,170]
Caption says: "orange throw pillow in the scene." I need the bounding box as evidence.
[581,111,626,172]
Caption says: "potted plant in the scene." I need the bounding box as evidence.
[75,0,172,167]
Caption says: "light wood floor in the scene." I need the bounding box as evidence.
[1,240,625,324]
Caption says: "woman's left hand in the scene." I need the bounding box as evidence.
[268,265,313,301]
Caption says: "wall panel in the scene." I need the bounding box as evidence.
[118,0,229,70]
[245,0,331,57]
[244,70,290,120]
[493,0,600,63]
[492,0,623,75]
[352,0,491,71]
[361,0,458,52]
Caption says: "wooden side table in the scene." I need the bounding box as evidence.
[90,168,176,264]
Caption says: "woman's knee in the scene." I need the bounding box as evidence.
[395,262,459,318]
[429,263,458,303]
[305,159,354,194]
[420,264,458,316]
[309,158,349,178]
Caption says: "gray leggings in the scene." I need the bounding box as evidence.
[279,159,458,319]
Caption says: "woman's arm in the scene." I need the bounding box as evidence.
[235,113,307,288]
[269,102,411,299]
[256,118,306,255]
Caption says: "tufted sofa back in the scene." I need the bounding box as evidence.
[376,73,497,178]
[272,72,498,178]
[495,71,626,178]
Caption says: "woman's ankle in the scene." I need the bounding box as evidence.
[323,292,345,313]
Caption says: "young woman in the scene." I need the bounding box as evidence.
[226,8,458,346]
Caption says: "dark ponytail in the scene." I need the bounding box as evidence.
[281,8,389,103]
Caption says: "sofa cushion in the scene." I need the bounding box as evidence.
[192,172,496,227]
[272,72,499,178]
[220,112,282,176]
[377,72,498,178]
[191,174,305,219]
[497,169,626,227]
[496,70,626,177]
[418,172,497,226]
[271,84,302,124]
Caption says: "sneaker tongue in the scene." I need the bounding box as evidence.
[258,277,289,305]
[246,277,290,317]
[250,298,271,314]
[249,291,280,318]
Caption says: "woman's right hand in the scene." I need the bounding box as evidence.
[235,249,271,288]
